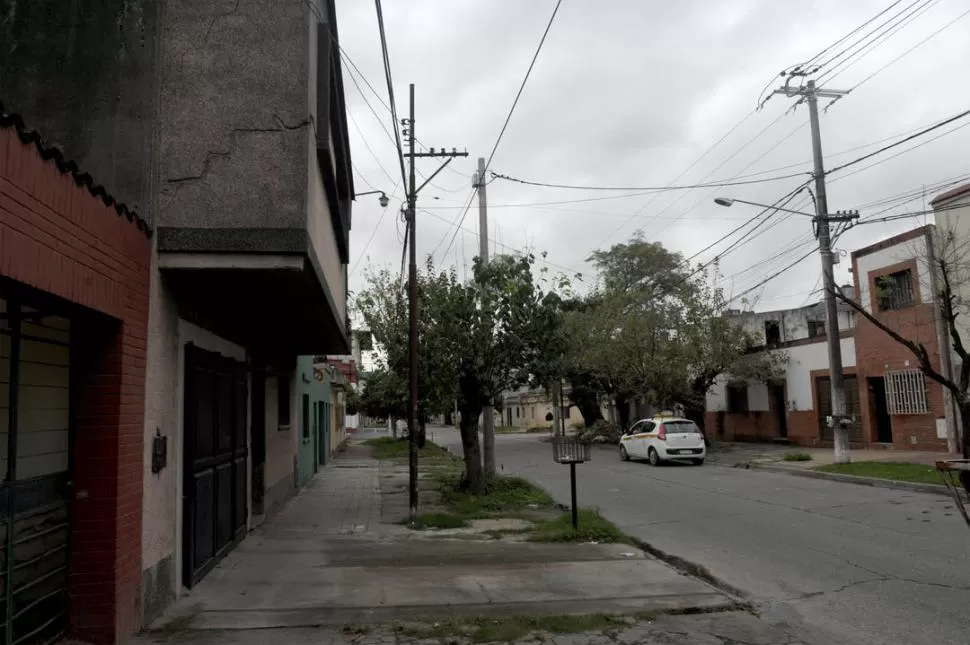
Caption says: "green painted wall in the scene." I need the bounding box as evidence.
[296,356,332,487]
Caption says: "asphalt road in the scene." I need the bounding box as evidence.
[428,428,970,645]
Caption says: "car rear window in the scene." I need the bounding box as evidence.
[663,420,701,434]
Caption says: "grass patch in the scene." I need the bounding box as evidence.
[408,512,469,530]
[398,614,629,643]
[363,436,456,462]
[815,461,943,485]
[783,451,813,462]
[527,425,552,433]
[495,426,520,434]
[437,474,556,519]
[530,509,629,544]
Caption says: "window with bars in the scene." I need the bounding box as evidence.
[807,320,826,338]
[875,269,914,311]
[884,369,929,415]
[726,384,749,413]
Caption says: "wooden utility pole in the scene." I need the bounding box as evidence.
[403,84,468,518]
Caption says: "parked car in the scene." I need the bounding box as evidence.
[618,416,705,466]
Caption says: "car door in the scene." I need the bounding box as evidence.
[622,421,644,457]
[636,421,657,457]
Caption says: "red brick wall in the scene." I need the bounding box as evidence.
[852,253,949,451]
[0,127,151,642]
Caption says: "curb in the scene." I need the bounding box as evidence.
[748,463,949,496]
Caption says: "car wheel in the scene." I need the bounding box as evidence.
[619,445,630,461]
[692,458,705,466]
[648,448,661,466]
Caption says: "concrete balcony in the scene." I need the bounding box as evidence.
[154,0,354,358]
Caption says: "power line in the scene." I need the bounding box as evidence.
[420,208,583,280]
[846,6,970,92]
[433,0,565,258]
[726,247,818,306]
[373,0,408,189]
[826,108,970,175]
[488,169,808,192]
[818,0,942,84]
[813,0,932,80]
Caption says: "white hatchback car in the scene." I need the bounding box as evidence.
[618,416,706,466]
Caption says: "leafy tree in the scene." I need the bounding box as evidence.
[423,254,566,492]
[564,236,785,429]
[355,266,458,443]
[358,368,407,422]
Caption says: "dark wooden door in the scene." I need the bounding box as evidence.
[769,384,788,438]
[182,344,248,587]
[868,377,893,443]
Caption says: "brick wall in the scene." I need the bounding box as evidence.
[1,125,151,642]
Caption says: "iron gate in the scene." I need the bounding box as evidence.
[182,343,248,587]
[1,296,72,645]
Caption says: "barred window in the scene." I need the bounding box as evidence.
[875,270,914,311]
[885,369,929,415]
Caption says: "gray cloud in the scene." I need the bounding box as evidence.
[337,0,970,312]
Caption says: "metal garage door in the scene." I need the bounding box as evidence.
[0,297,72,645]
[182,343,248,587]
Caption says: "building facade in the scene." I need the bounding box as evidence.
[1,112,152,644]
[3,0,354,640]
[705,295,858,445]
[851,226,952,451]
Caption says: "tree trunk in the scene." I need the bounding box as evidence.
[616,393,631,430]
[418,417,427,449]
[390,416,398,438]
[458,407,486,494]
[958,400,970,493]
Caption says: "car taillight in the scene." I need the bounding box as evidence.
[657,424,666,440]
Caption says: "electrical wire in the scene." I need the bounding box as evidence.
[488,169,808,192]
[813,0,933,80]
[845,6,970,92]
[433,0,565,258]
[817,0,943,85]
[725,247,819,306]
[826,108,970,175]
[373,0,408,189]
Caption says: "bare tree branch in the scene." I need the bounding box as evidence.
[831,285,960,397]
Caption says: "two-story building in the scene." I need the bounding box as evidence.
[705,291,858,445]
[850,225,952,451]
[2,0,354,641]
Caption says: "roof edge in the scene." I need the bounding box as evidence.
[0,100,152,238]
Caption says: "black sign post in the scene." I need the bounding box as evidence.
[552,439,591,529]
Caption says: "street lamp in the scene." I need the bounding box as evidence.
[714,197,815,217]
[354,190,390,208]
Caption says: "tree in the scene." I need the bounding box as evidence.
[358,368,407,423]
[355,266,458,444]
[565,236,785,428]
[424,254,566,493]
[832,228,970,491]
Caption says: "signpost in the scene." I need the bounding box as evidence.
[552,438,591,529]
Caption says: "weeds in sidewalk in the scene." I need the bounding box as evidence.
[529,509,630,544]
[397,614,630,643]
[409,512,469,529]
[436,473,556,520]
[364,436,458,464]
[815,461,942,485]
[783,452,813,462]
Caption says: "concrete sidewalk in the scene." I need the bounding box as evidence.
[139,437,810,644]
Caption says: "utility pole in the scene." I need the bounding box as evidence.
[773,77,857,464]
[474,158,496,478]
[403,83,468,519]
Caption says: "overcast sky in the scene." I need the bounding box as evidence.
[336,0,970,313]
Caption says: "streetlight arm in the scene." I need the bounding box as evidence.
[714,197,815,217]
